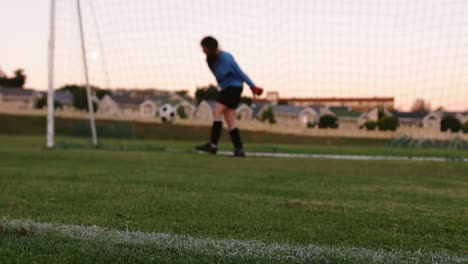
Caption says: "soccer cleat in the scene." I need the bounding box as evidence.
[233,148,246,157]
[195,143,218,154]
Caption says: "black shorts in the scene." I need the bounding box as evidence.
[216,86,243,109]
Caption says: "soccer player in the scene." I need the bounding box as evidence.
[196,36,263,157]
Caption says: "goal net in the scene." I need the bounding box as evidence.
[48,0,468,146]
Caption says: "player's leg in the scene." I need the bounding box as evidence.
[196,102,226,153]
[210,103,226,147]
[224,109,245,157]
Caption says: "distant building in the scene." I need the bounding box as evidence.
[98,92,195,119]
[0,87,41,109]
[422,111,468,132]
[422,111,443,131]
[261,91,394,111]
[390,111,428,128]
[258,105,333,127]
[329,106,362,129]
[357,108,392,127]
[54,90,74,110]
[195,100,216,121]
[236,104,254,120]
[251,101,271,119]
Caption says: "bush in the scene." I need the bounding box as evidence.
[363,121,377,131]
[318,115,338,129]
[462,121,468,134]
[378,116,399,131]
[177,105,188,119]
[260,107,276,124]
[441,115,462,132]
[35,97,62,109]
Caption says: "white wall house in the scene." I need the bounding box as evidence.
[175,101,196,119]
[140,99,158,117]
[422,111,443,131]
[98,94,144,117]
[98,92,197,120]
[265,105,320,127]
[194,100,215,121]
[0,87,40,109]
[236,104,254,120]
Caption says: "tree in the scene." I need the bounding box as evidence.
[177,105,188,119]
[0,68,6,79]
[240,96,252,106]
[260,106,276,124]
[58,84,99,112]
[95,89,111,100]
[0,68,27,88]
[441,115,462,132]
[35,96,62,109]
[195,84,219,105]
[377,108,386,120]
[175,90,189,97]
[318,115,338,129]
[462,121,468,134]
[378,116,399,131]
[363,121,377,130]
[411,98,431,112]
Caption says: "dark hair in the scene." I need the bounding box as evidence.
[201,36,218,51]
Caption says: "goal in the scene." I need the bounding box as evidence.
[47,0,468,147]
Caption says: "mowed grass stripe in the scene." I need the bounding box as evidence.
[216,151,468,162]
[2,219,467,264]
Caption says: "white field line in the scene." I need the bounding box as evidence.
[217,151,468,163]
[1,219,466,263]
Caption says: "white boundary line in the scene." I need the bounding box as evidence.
[217,151,468,163]
[1,219,466,263]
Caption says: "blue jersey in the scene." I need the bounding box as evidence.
[207,51,255,90]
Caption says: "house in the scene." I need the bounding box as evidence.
[195,100,216,121]
[98,94,145,117]
[251,101,271,119]
[357,108,392,127]
[195,100,255,121]
[310,104,336,117]
[170,98,196,119]
[422,111,443,131]
[0,87,41,109]
[329,106,362,129]
[139,99,158,117]
[390,111,428,128]
[54,90,74,110]
[236,104,254,120]
[422,111,468,131]
[269,105,320,127]
[263,91,394,111]
[98,92,196,119]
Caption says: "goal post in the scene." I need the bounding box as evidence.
[47,0,98,148]
[46,0,55,148]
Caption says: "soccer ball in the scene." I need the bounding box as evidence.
[159,104,176,123]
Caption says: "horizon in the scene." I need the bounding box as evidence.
[1,0,467,111]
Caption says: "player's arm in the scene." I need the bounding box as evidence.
[230,56,263,96]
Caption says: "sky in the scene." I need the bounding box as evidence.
[1,0,467,111]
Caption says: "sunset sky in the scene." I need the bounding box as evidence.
[1,0,467,110]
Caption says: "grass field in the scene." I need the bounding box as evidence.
[0,135,467,263]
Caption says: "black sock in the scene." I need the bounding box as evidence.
[210,121,223,146]
[229,128,243,150]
